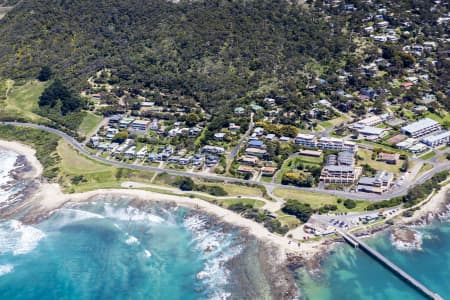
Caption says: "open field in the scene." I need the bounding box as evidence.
[420,151,436,161]
[356,149,402,174]
[219,198,265,208]
[58,141,156,192]
[276,154,323,183]
[273,188,370,212]
[78,112,103,137]
[4,80,48,121]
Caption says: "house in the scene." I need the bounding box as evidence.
[357,171,394,194]
[150,121,159,131]
[401,82,413,89]
[407,143,428,154]
[295,133,317,147]
[265,134,276,141]
[229,123,241,131]
[239,156,260,166]
[105,128,119,140]
[131,120,151,131]
[89,136,101,148]
[250,104,264,112]
[140,101,155,107]
[279,136,291,143]
[253,127,265,136]
[320,165,362,184]
[378,153,400,164]
[109,115,121,125]
[245,148,267,158]
[214,132,226,141]
[248,139,265,148]
[179,157,192,166]
[396,138,418,150]
[401,118,441,138]
[107,142,120,152]
[119,117,135,128]
[189,127,202,136]
[202,145,225,154]
[192,154,205,166]
[237,165,254,174]
[136,147,147,159]
[264,98,276,106]
[421,131,450,147]
[357,126,388,140]
[413,106,428,113]
[261,166,277,176]
[234,107,245,115]
[206,155,219,167]
[421,94,437,104]
[124,146,137,159]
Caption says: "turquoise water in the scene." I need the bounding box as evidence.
[300,222,450,300]
[0,200,244,300]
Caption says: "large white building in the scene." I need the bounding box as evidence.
[421,131,450,147]
[294,133,317,147]
[401,118,441,138]
[318,137,358,153]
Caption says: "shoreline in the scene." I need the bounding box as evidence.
[2,140,449,272]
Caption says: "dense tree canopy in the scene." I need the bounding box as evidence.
[39,80,83,115]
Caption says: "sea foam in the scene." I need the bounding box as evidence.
[0,220,46,256]
[0,264,14,276]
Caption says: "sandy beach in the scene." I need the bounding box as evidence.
[0,141,43,179]
[1,140,312,256]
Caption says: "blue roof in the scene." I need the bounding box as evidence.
[248,140,264,147]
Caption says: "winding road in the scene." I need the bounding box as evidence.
[1,121,449,202]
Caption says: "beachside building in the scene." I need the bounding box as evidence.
[357,126,388,140]
[294,133,317,147]
[320,165,362,184]
[401,118,441,138]
[119,117,135,128]
[421,131,450,148]
[318,137,358,153]
[357,170,394,194]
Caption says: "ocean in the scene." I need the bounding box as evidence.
[0,149,296,300]
[2,147,450,300]
[299,221,450,300]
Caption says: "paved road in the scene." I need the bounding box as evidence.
[229,112,254,160]
[2,122,449,202]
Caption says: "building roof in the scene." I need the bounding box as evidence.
[401,118,439,134]
[358,126,386,135]
[421,131,450,143]
[323,165,355,172]
[248,140,264,147]
[296,133,316,140]
[132,120,150,125]
[378,152,400,161]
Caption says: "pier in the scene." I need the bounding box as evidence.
[338,230,443,300]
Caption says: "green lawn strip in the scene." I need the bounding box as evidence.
[356,149,402,174]
[78,112,103,137]
[273,188,370,212]
[419,151,436,161]
[275,210,301,228]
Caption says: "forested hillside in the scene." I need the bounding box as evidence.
[0,0,351,111]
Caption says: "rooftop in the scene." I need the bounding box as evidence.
[401,118,439,133]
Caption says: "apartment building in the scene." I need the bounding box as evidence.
[401,118,441,138]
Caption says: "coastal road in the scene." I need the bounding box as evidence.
[2,121,449,202]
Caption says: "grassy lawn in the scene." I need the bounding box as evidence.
[219,198,265,208]
[417,163,433,178]
[218,184,264,198]
[273,188,370,212]
[78,112,103,137]
[276,155,322,183]
[275,210,301,229]
[58,141,154,192]
[356,149,402,174]
[420,151,436,161]
[5,80,48,121]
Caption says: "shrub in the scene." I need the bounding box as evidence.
[343,199,357,209]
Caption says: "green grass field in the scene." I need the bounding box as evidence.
[356,149,402,174]
[275,210,301,228]
[78,112,103,137]
[420,151,436,161]
[5,80,48,121]
[273,188,370,212]
[275,154,323,183]
[219,198,265,208]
